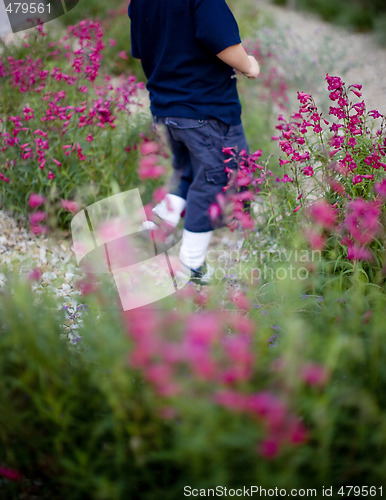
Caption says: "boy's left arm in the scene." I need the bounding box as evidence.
[216,44,260,79]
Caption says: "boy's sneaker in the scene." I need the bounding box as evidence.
[181,260,214,286]
[139,216,177,254]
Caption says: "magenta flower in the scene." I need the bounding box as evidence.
[0,466,22,482]
[304,228,325,251]
[118,51,128,60]
[300,363,328,387]
[302,165,314,177]
[346,243,372,261]
[259,439,279,459]
[326,74,344,91]
[30,224,48,235]
[368,109,382,119]
[47,171,55,180]
[345,198,380,245]
[209,203,222,222]
[288,419,309,445]
[60,199,79,213]
[246,392,287,429]
[297,91,312,105]
[374,178,386,199]
[228,290,250,311]
[30,211,47,224]
[185,312,222,345]
[0,172,10,183]
[280,174,293,183]
[308,201,337,230]
[28,193,46,208]
[28,268,42,281]
[152,187,168,204]
[140,141,159,156]
[214,390,248,413]
[293,204,302,213]
[352,175,363,185]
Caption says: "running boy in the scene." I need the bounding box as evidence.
[128,0,260,282]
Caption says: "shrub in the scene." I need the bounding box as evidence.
[214,75,385,289]
[1,245,386,496]
[0,21,157,229]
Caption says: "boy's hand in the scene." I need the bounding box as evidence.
[242,56,260,79]
[216,45,260,79]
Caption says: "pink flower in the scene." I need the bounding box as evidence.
[259,439,279,459]
[28,268,42,281]
[368,109,382,119]
[60,199,79,213]
[53,158,62,167]
[209,203,222,222]
[0,466,22,482]
[0,172,10,183]
[302,165,314,177]
[47,171,55,180]
[346,243,372,261]
[297,91,312,104]
[288,419,308,444]
[140,141,159,156]
[138,156,165,180]
[304,228,325,251]
[293,204,302,213]
[326,74,344,91]
[234,211,254,229]
[223,336,253,366]
[30,224,48,235]
[328,179,345,195]
[350,89,362,99]
[374,179,386,199]
[300,363,329,387]
[86,134,94,142]
[228,290,250,311]
[118,51,128,60]
[246,392,287,428]
[185,312,222,345]
[345,198,380,245]
[30,211,47,224]
[28,193,46,208]
[152,187,168,204]
[352,175,363,185]
[308,201,337,230]
[279,158,291,166]
[214,390,248,413]
[144,363,173,386]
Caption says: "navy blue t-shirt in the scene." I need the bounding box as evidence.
[128,0,243,125]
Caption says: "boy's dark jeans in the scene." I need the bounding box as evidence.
[154,116,249,232]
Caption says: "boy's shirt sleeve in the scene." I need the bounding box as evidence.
[193,0,242,55]
[128,1,141,59]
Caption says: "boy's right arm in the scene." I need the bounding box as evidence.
[216,44,260,79]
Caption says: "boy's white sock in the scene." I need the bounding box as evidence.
[152,194,186,227]
[179,229,213,271]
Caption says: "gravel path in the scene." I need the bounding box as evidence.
[258,1,386,114]
[1,4,386,315]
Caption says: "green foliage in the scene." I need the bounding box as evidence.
[1,250,386,495]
